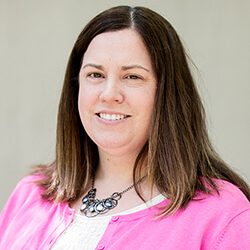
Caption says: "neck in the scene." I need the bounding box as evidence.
[95,149,138,185]
[92,148,157,203]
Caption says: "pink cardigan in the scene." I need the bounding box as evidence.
[0,175,250,250]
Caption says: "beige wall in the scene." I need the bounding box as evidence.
[0,0,249,209]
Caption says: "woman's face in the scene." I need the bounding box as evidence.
[78,29,157,157]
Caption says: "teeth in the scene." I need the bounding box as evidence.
[99,113,126,121]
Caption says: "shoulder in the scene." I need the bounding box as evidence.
[0,174,47,216]
[13,174,44,190]
[184,179,250,242]
[0,175,45,233]
[185,179,250,223]
[0,174,72,247]
[169,180,250,248]
[195,179,250,213]
[9,174,45,200]
[167,179,250,235]
[198,179,250,249]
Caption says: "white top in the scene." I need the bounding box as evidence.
[51,194,165,250]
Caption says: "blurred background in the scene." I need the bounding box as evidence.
[0,0,249,209]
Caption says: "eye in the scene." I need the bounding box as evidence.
[87,72,104,79]
[125,74,142,80]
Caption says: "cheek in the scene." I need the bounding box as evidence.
[139,89,156,114]
[143,92,156,127]
[78,90,86,111]
[78,91,85,118]
[78,85,95,112]
[78,86,92,128]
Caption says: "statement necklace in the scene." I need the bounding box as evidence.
[80,177,145,217]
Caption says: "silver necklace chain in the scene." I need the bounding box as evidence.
[80,176,145,217]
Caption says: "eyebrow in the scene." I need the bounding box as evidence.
[121,65,150,72]
[81,63,103,70]
[81,63,150,72]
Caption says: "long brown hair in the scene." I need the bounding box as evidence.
[35,6,250,214]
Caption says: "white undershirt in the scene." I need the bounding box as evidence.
[51,194,165,250]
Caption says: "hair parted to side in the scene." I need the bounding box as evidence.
[35,6,250,215]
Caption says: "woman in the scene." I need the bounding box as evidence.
[0,5,250,250]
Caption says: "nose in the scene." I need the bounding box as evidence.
[99,78,124,104]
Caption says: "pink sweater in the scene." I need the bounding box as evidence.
[0,175,250,250]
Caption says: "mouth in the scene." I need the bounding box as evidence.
[96,112,130,121]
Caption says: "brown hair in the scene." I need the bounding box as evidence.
[35,6,250,214]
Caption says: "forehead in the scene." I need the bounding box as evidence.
[82,29,152,68]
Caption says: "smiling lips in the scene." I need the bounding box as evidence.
[97,113,130,121]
